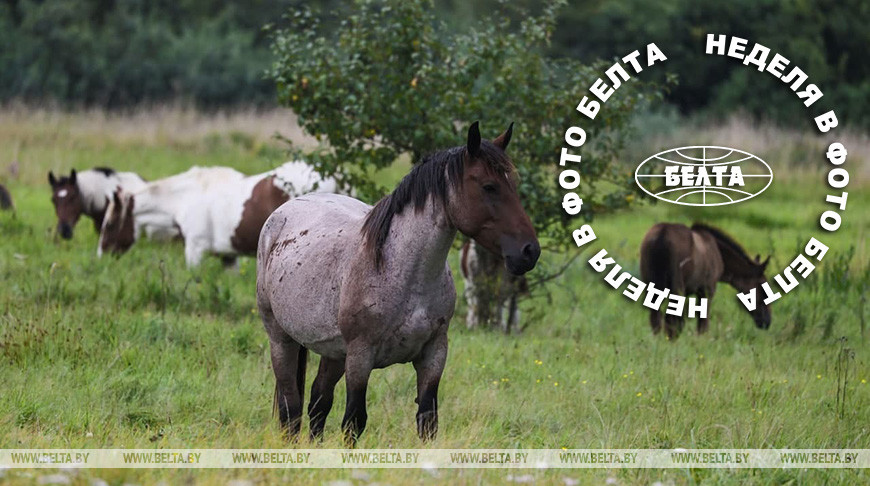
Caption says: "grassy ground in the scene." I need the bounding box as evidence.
[0,109,868,485]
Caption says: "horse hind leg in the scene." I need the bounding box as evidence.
[665,275,686,340]
[464,277,480,329]
[308,356,344,440]
[649,310,663,334]
[505,293,520,334]
[264,317,307,437]
[664,314,684,340]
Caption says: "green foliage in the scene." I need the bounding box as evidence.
[0,0,292,108]
[270,0,658,252]
[0,112,868,484]
[552,0,870,129]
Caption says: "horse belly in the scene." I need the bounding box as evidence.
[266,242,346,356]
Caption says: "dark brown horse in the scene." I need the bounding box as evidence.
[640,222,771,338]
[0,183,12,210]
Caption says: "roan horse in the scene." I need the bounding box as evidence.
[257,122,540,443]
[48,168,147,239]
[99,162,337,267]
[640,222,771,339]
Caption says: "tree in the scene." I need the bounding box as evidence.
[551,0,870,129]
[269,0,657,330]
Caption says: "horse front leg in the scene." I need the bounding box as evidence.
[184,237,209,268]
[342,341,373,446]
[413,330,448,441]
[696,287,714,334]
[308,356,344,440]
[464,277,480,329]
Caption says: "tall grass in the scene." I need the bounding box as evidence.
[0,108,867,485]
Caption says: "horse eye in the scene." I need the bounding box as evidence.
[482,183,498,194]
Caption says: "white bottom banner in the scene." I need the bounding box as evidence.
[1,449,867,469]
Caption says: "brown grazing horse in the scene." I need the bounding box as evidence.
[257,122,539,443]
[640,222,771,338]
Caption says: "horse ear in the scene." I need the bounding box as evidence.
[48,171,57,186]
[112,189,122,206]
[467,121,481,158]
[493,122,513,151]
[762,255,771,269]
[70,169,77,184]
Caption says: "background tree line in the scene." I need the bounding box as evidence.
[0,0,867,129]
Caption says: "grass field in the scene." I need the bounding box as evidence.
[0,108,868,485]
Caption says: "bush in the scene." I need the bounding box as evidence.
[269,0,658,255]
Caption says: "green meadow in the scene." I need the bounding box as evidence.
[0,109,868,485]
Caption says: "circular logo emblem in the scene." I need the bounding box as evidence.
[634,146,773,207]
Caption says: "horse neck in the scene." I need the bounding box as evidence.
[129,186,175,234]
[77,170,116,216]
[382,197,456,284]
[714,240,756,286]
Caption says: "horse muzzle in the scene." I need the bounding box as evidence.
[58,223,73,240]
[753,311,771,330]
[503,239,541,276]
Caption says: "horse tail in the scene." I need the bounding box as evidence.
[641,224,674,290]
[272,380,280,418]
[296,346,308,408]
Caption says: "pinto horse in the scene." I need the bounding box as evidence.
[640,222,771,339]
[99,162,337,267]
[48,168,147,239]
[460,240,529,332]
[257,122,540,443]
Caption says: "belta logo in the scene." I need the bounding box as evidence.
[634,146,773,206]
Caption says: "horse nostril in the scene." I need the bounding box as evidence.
[522,241,540,259]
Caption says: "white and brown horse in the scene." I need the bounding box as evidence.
[640,222,771,339]
[48,168,147,239]
[99,161,338,267]
[257,122,540,443]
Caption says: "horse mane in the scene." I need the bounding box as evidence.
[93,167,116,177]
[54,175,75,186]
[361,140,513,269]
[691,222,756,265]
